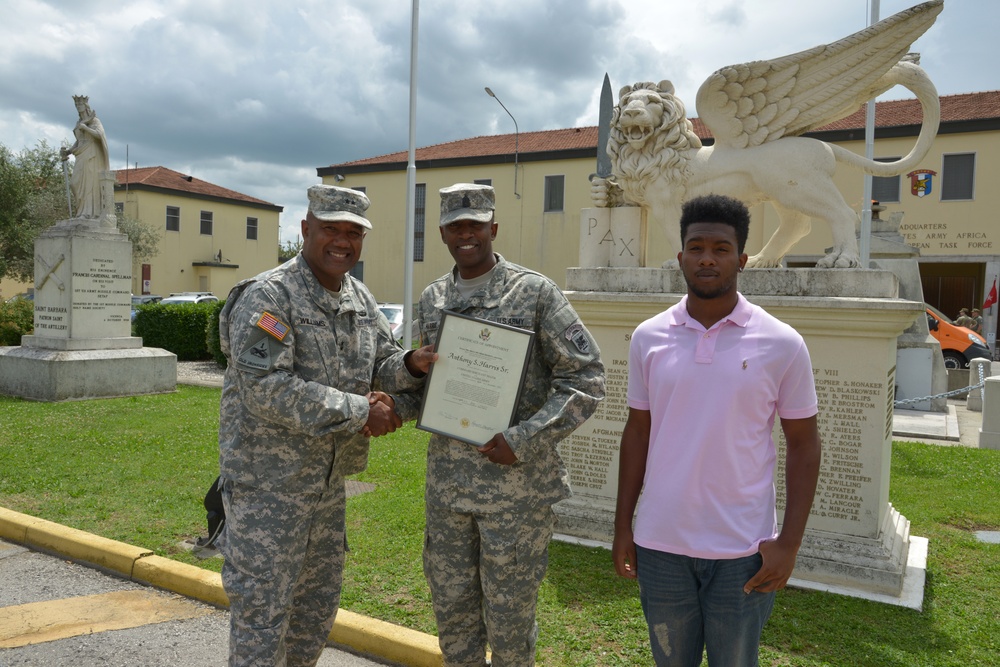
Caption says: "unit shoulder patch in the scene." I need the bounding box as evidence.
[236,329,281,375]
[564,323,591,354]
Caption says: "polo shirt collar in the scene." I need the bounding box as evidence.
[671,292,753,330]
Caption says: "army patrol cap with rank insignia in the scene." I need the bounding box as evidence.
[439,183,495,226]
[308,184,372,230]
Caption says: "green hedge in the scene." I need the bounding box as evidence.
[134,302,219,361]
[206,300,227,368]
[0,299,34,346]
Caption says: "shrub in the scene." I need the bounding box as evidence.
[0,299,34,346]
[134,302,216,361]
[206,299,227,368]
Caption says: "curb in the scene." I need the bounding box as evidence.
[0,506,442,667]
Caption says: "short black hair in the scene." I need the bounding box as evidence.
[679,194,750,253]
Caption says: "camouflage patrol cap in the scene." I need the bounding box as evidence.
[307,184,372,230]
[439,183,495,226]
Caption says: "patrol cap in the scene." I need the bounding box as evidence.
[307,184,372,230]
[439,183,495,226]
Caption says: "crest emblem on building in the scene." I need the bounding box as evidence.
[907,169,936,197]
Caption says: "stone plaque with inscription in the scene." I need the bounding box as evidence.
[23,223,137,350]
[0,221,175,401]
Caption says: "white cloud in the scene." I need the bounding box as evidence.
[0,0,993,246]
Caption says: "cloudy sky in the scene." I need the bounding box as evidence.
[1,0,994,244]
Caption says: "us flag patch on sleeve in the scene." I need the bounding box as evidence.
[256,311,290,341]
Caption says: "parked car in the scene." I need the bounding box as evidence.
[132,294,163,305]
[131,294,162,321]
[5,292,34,303]
[925,303,990,369]
[378,303,418,342]
[160,292,219,305]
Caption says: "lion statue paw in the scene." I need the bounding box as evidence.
[816,249,861,269]
[746,254,784,269]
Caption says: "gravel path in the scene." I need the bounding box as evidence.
[176,360,224,387]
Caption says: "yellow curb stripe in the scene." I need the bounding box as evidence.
[332,609,443,667]
[1,506,446,665]
[132,554,230,609]
[0,589,213,649]
[0,506,151,577]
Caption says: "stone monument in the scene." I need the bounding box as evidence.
[0,96,175,401]
[558,2,944,604]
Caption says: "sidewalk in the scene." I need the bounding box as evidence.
[0,508,441,666]
[891,361,997,448]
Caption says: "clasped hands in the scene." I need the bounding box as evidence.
[361,391,401,437]
[361,345,437,438]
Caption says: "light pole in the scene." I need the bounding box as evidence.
[485,87,520,199]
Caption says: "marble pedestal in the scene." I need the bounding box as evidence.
[0,220,175,402]
[557,267,923,598]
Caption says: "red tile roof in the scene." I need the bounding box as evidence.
[115,166,280,209]
[329,91,1000,169]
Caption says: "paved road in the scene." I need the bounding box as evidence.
[0,538,394,667]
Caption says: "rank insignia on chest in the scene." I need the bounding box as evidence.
[256,311,290,341]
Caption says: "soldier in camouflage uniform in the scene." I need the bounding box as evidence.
[218,184,434,667]
[417,183,605,667]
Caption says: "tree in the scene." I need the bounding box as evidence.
[0,141,161,282]
[278,237,303,263]
[117,212,161,263]
[0,141,66,282]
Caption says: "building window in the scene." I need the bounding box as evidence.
[166,206,180,232]
[872,157,900,203]
[353,186,366,194]
[474,178,492,186]
[544,175,565,212]
[200,210,213,235]
[415,183,426,262]
[246,217,258,240]
[114,202,124,215]
[350,261,364,282]
[941,153,975,201]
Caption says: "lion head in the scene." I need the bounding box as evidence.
[608,80,703,205]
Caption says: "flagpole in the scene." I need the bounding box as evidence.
[402,0,419,349]
[859,0,880,269]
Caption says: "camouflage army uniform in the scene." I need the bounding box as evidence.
[416,254,605,667]
[218,253,422,667]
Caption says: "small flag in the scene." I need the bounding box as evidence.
[984,278,998,311]
[256,311,290,341]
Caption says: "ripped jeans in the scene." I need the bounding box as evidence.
[635,546,775,667]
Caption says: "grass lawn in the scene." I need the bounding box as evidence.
[1,385,999,666]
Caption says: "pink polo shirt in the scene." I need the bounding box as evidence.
[627,294,817,559]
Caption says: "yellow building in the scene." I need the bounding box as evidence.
[115,166,282,299]
[319,90,1000,348]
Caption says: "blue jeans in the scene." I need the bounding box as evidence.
[635,546,775,667]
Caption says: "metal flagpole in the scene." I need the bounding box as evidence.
[859,0,880,269]
[402,0,419,349]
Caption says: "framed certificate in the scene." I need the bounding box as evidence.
[417,310,534,446]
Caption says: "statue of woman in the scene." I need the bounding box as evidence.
[60,95,110,219]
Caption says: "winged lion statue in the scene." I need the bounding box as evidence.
[590,0,943,269]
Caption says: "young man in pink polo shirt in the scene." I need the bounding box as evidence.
[613,194,822,667]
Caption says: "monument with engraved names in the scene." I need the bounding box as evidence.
[555,2,943,605]
[0,96,175,401]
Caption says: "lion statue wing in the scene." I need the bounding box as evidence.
[695,0,942,150]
